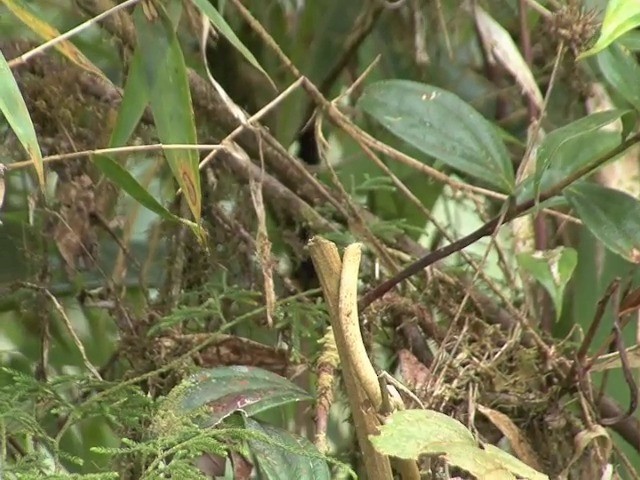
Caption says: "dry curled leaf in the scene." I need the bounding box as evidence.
[560,425,612,478]
[472,4,543,111]
[620,285,640,316]
[397,348,431,395]
[477,404,545,472]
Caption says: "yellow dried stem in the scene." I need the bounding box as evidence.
[308,236,393,480]
[339,243,382,409]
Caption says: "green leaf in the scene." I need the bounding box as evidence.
[619,30,640,51]
[565,182,640,263]
[373,173,443,239]
[482,444,549,480]
[358,80,514,193]
[0,49,44,189]
[163,366,311,428]
[134,4,202,223]
[189,0,273,85]
[534,110,628,186]
[597,45,640,112]
[369,409,475,459]
[109,49,148,147]
[538,110,629,161]
[518,130,621,205]
[328,129,443,237]
[92,156,195,227]
[579,0,640,58]
[517,247,578,320]
[245,418,331,480]
[370,410,548,480]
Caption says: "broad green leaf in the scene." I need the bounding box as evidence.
[358,80,514,193]
[2,0,109,81]
[109,49,148,147]
[189,0,272,85]
[370,410,548,480]
[597,45,640,111]
[517,247,578,320]
[0,49,44,190]
[92,156,195,227]
[579,0,640,58]
[370,409,476,457]
[134,4,202,223]
[565,182,640,263]
[245,418,331,480]
[535,110,627,183]
[160,366,311,428]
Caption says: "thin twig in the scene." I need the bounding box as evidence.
[7,143,224,171]
[17,282,103,381]
[198,77,305,171]
[8,0,142,68]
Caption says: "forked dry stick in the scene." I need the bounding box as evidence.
[308,237,393,480]
[309,237,419,480]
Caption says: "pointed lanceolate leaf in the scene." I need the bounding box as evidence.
[516,247,577,321]
[165,366,311,428]
[245,418,331,480]
[134,4,201,223]
[92,156,195,228]
[532,110,628,197]
[517,130,621,204]
[190,0,273,85]
[579,0,640,58]
[358,80,514,193]
[0,49,44,190]
[565,182,640,263]
[109,49,149,147]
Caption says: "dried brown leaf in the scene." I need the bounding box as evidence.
[560,425,612,478]
[250,178,276,327]
[477,404,545,472]
[397,348,431,394]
